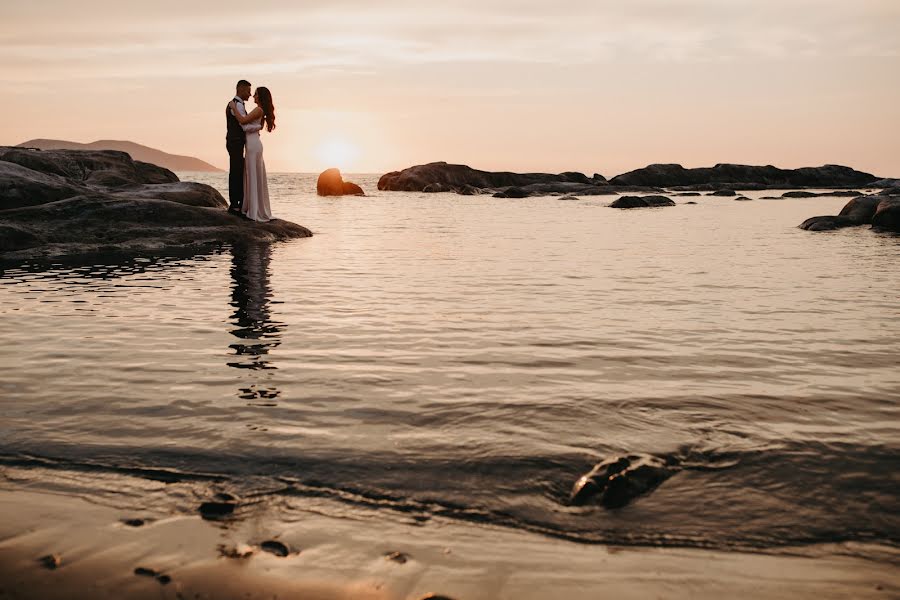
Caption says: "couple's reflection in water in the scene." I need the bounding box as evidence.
[228,242,282,406]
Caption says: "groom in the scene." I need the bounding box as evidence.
[226,79,252,215]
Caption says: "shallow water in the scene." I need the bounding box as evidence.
[1,175,898,553]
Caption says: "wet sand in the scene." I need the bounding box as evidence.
[0,487,896,599]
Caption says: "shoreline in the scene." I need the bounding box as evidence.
[0,485,895,599]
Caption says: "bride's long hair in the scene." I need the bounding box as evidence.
[256,87,276,132]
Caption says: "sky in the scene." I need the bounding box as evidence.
[1,1,898,176]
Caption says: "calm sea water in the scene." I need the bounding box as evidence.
[1,173,898,554]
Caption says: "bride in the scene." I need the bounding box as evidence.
[229,87,276,222]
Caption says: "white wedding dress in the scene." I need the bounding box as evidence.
[241,120,272,222]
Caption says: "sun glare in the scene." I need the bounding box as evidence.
[315,138,361,171]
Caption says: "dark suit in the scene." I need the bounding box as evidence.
[226,97,247,211]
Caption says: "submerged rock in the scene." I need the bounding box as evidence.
[0,147,311,259]
[609,195,675,209]
[709,189,736,197]
[316,168,365,196]
[798,216,858,231]
[570,454,678,508]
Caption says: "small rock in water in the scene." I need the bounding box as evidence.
[570,454,678,508]
[199,501,236,520]
[214,492,237,502]
[734,196,752,201]
[134,567,158,577]
[260,540,290,557]
[418,595,457,600]
[156,574,172,585]
[122,518,145,527]
[385,551,409,564]
[559,195,581,201]
[39,554,61,569]
[684,201,698,205]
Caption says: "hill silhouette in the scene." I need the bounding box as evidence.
[17,139,222,172]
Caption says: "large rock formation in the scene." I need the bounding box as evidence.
[609,195,675,209]
[378,162,614,196]
[609,163,878,189]
[0,147,311,259]
[799,194,900,232]
[316,168,365,196]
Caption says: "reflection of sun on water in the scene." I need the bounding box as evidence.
[315,138,360,171]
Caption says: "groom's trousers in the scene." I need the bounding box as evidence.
[227,141,245,211]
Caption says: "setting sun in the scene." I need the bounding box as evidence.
[314,137,360,171]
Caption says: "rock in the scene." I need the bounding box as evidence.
[674,192,702,197]
[872,197,900,231]
[0,148,311,260]
[199,501,236,520]
[0,160,91,210]
[709,189,736,197]
[493,186,529,198]
[457,184,480,195]
[838,196,883,224]
[782,190,863,198]
[39,554,61,569]
[609,195,675,209]
[134,567,171,585]
[259,540,290,557]
[871,178,900,188]
[316,168,365,196]
[734,196,752,201]
[417,595,457,600]
[609,162,879,188]
[342,181,364,195]
[122,518,145,527]
[684,201,698,205]
[378,162,606,193]
[559,195,580,201]
[570,454,677,508]
[798,216,858,231]
[385,551,409,564]
[799,194,900,232]
[880,186,900,196]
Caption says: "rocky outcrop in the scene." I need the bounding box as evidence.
[609,163,878,189]
[316,168,365,196]
[609,195,675,209]
[872,197,900,231]
[0,147,311,259]
[781,190,862,198]
[799,194,900,232]
[377,162,611,196]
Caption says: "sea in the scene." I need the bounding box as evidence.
[1,173,898,556]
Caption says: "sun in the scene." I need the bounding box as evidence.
[315,138,360,172]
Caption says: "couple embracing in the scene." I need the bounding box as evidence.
[226,79,276,222]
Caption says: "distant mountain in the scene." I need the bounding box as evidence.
[17,139,222,172]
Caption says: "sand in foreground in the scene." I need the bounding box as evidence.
[0,488,896,599]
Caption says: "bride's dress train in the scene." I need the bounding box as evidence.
[242,123,272,222]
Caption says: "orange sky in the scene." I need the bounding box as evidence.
[1,1,898,176]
